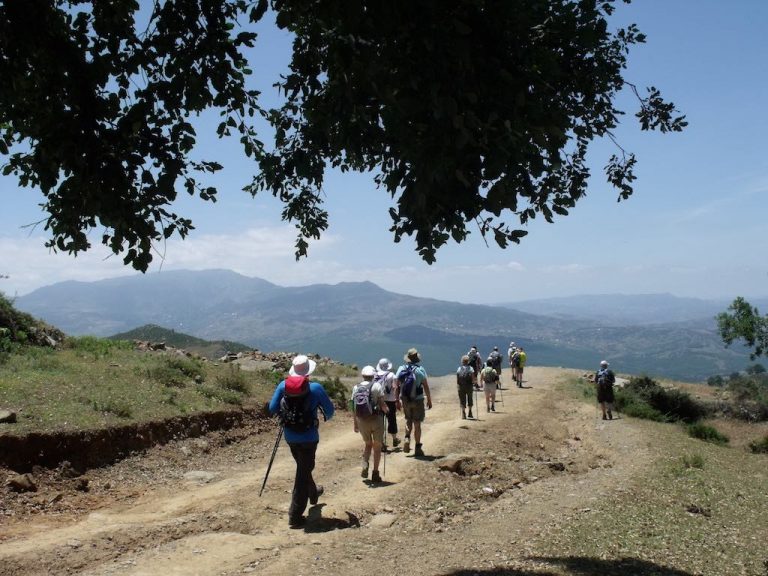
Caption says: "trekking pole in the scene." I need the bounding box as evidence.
[259,424,284,497]
[382,413,387,478]
[498,382,504,404]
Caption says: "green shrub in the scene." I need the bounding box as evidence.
[317,376,350,409]
[215,365,250,393]
[66,335,132,358]
[687,423,729,445]
[145,355,206,387]
[165,355,205,381]
[91,398,133,418]
[681,453,705,469]
[198,385,243,405]
[748,434,768,454]
[726,374,768,422]
[615,375,708,423]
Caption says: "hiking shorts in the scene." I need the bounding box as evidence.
[483,380,498,394]
[401,398,426,423]
[357,414,385,444]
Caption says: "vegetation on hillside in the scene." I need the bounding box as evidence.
[706,363,768,422]
[1,295,357,434]
[1,292,64,363]
[109,324,252,359]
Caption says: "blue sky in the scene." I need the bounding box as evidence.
[1,1,767,305]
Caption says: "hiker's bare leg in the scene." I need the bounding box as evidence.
[372,442,382,471]
[413,421,422,445]
[363,442,372,463]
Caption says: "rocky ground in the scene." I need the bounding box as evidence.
[0,367,742,575]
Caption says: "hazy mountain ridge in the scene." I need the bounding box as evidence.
[499,293,768,326]
[15,270,754,381]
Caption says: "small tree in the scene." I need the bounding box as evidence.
[717,297,768,359]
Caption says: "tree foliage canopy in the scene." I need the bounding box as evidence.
[0,0,686,270]
[718,297,768,360]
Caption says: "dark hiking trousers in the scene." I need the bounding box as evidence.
[385,400,398,435]
[288,441,319,522]
[458,382,474,408]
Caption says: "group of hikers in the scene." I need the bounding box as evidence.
[457,342,528,418]
[267,346,614,529]
[267,348,431,528]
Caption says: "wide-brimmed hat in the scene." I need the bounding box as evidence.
[600,360,609,367]
[376,358,393,372]
[361,365,376,377]
[404,348,421,363]
[289,354,317,376]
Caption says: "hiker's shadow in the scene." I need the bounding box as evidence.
[409,453,444,462]
[304,504,360,532]
[364,479,395,488]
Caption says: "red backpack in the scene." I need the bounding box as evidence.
[279,376,316,432]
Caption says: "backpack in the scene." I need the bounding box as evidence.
[353,381,377,418]
[279,375,316,432]
[457,365,473,386]
[511,352,520,367]
[398,364,419,400]
[373,370,392,395]
[482,367,497,384]
[467,350,479,369]
[489,350,501,367]
[597,368,614,388]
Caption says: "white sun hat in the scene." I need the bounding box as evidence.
[289,354,317,376]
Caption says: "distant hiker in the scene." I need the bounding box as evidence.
[480,359,500,412]
[456,355,475,419]
[515,346,528,388]
[375,357,401,451]
[395,348,432,457]
[595,360,616,420]
[507,342,516,369]
[467,345,482,388]
[510,347,521,387]
[268,354,335,528]
[352,365,389,482]
[488,346,503,383]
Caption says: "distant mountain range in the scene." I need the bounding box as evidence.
[14,269,758,381]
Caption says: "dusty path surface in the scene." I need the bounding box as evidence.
[0,367,651,575]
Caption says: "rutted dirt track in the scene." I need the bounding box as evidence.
[0,367,650,575]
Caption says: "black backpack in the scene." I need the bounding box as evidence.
[279,375,317,432]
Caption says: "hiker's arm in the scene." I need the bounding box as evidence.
[317,386,335,421]
[267,383,284,415]
[423,379,432,409]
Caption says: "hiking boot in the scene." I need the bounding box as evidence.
[403,437,411,452]
[370,470,382,483]
[491,402,495,412]
[392,436,401,447]
[487,405,490,413]
[310,485,324,505]
[414,444,425,457]
[608,411,613,420]
[461,409,466,419]
[602,414,607,421]
[361,463,369,478]
[467,409,473,419]
[288,515,306,529]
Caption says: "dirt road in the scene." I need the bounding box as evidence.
[0,367,649,575]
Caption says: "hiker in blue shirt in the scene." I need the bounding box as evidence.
[395,348,432,457]
[268,354,335,528]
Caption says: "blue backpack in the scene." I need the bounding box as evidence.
[398,364,420,400]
